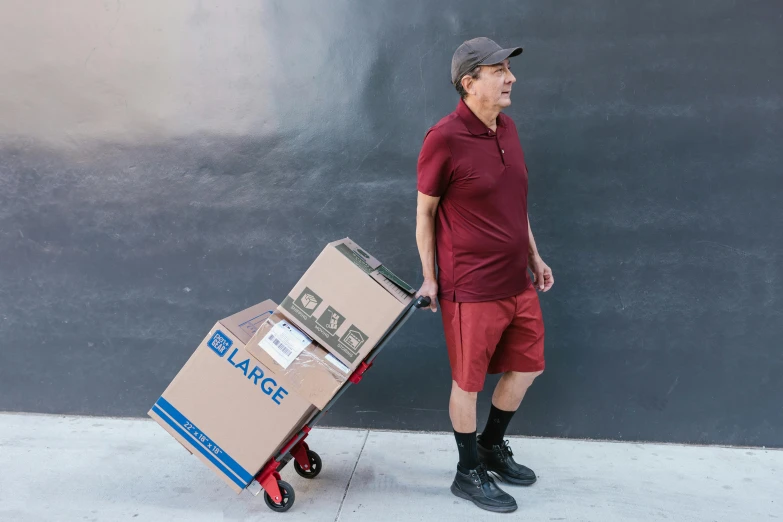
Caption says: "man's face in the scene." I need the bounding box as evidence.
[468,60,516,109]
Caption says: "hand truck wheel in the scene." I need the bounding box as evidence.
[263,479,295,512]
[293,450,322,479]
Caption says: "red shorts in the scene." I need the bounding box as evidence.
[440,283,545,392]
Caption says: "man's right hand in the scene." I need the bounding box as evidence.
[416,278,439,312]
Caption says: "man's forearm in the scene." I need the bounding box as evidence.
[416,214,437,281]
[528,215,539,259]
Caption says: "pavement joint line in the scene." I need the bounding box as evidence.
[334,429,370,522]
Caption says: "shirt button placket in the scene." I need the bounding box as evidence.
[496,134,506,166]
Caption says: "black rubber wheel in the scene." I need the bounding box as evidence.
[263,480,295,512]
[294,450,322,479]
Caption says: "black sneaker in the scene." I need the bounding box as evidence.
[478,439,537,486]
[450,463,518,513]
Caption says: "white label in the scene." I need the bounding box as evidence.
[259,320,310,369]
[325,353,350,374]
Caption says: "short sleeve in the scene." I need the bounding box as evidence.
[416,128,453,197]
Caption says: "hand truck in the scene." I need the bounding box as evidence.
[249,295,431,512]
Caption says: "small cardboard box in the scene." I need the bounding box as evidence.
[278,238,415,370]
[247,312,349,410]
[148,300,316,493]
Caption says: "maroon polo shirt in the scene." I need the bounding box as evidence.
[417,99,531,303]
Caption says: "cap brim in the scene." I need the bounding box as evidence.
[480,46,523,66]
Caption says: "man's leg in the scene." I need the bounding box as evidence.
[476,371,542,486]
[441,298,518,513]
[450,380,479,470]
[449,378,517,512]
[477,285,545,485]
[479,370,542,448]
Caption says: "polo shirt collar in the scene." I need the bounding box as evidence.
[456,99,505,136]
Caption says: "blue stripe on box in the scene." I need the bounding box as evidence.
[153,397,253,486]
[151,405,246,489]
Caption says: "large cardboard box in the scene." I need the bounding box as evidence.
[148,300,316,493]
[246,311,349,410]
[278,238,415,370]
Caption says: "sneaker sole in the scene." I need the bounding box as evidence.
[488,470,537,486]
[450,483,518,513]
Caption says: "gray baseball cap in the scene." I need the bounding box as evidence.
[451,37,523,85]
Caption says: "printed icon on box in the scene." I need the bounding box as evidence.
[316,306,345,336]
[300,294,318,310]
[296,287,323,317]
[207,330,233,357]
[341,326,367,351]
[326,314,339,330]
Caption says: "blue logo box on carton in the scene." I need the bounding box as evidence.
[207,330,233,357]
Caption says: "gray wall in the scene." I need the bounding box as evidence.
[1,0,781,447]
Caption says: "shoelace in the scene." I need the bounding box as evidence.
[499,440,514,458]
[475,463,492,484]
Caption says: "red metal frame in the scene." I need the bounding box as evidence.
[348,361,373,384]
[256,460,284,503]
[290,440,312,471]
[278,425,311,457]
[254,357,376,503]
[254,425,313,501]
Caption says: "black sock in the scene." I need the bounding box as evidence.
[478,405,516,448]
[454,430,479,471]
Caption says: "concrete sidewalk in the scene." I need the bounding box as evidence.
[0,413,780,521]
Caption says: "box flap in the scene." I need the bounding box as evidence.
[332,238,414,303]
[375,265,415,294]
[370,266,415,304]
[219,300,277,345]
[331,238,382,273]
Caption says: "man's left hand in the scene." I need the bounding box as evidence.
[529,255,554,292]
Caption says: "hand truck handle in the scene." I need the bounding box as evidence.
[414,296,431,309]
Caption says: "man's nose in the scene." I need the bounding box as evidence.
[507,70,516,84]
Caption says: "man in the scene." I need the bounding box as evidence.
[415,37,554,513]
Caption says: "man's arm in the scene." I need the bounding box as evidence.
[528,218,540,260]
[416,192,440,311]
[528,215,554,292]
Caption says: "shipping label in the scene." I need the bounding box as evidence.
[258,320,311,369]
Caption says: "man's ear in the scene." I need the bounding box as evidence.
[461,75,473,96]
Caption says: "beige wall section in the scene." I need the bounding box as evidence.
[0,0,270,145]
[0,0,379,147]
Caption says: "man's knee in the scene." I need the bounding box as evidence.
[451,380,479,400]
[505,369,543,388]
